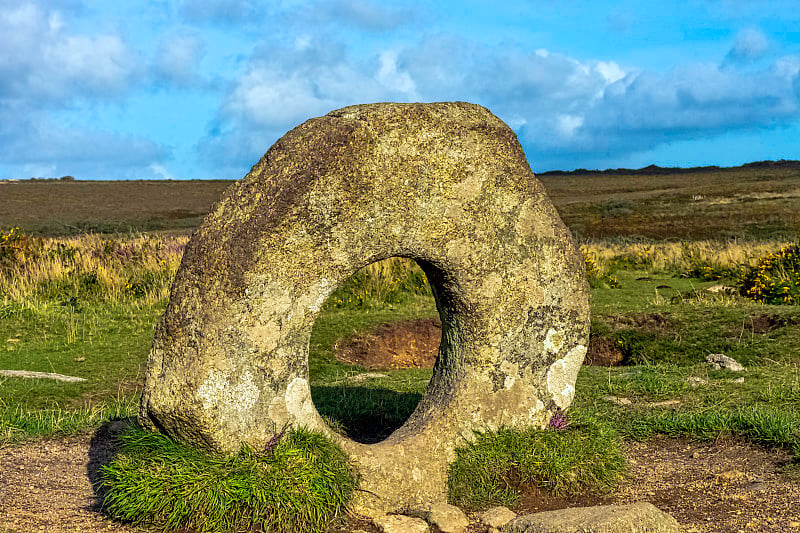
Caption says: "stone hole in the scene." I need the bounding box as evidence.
[309,256,441,444]
[139,102,590,515]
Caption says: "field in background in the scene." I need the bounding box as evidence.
[0,179,230,236]
[2,161,799,240]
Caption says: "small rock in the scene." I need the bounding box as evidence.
[347,372,389,382]
[715,469,746,483]
[744,481,768,492]
[789,521,800,528]
[604,395,632,406]
[645,399,681,408]
[705,285,736,295]
[373,514,429,533]
[705,353,745,372]
[426,503,469,533]
[481,506,517,528]
[731,377,745,384]
[686,376,707,387]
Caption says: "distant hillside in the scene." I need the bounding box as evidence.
[538,159,800,177]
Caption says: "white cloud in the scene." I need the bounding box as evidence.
[298,0,419,31]
[0,113,169,179]
[224,68,338,126]
[155,34,206,87]
[376,50,417,97]
[214,35,422,130]
[725,27,769,63]
[0,3,139,101]
[0,2,167,179]
[150,163,176,180]
[556,114,584,138]
[595,61,626,84]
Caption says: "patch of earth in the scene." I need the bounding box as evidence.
[585,336,625,366]
[606,312,671,331]
[333,318,442,370]
[2,430,798,532]
[744,313,799,334]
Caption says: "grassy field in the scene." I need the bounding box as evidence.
[1,163,798,531]
[541,160,800,240]
[3,160,799,239]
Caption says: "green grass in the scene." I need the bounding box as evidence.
[623,406,800,456]
[0,395,136,446]
[308,293,437,380]
[311,370,430,442]
[100,423,357,533]
[0,300,161,410]
[448,413,625,510]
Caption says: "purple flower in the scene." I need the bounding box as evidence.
[262,423,290,454]
[549,409,571,431]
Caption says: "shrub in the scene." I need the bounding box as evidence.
[0,233,186,304]
[583,250,620,289]
[0,227,42,271]
[101,425,357,533]
[738,243,800,305]
[682,262,743,282]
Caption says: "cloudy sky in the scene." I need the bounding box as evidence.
[1,0,799,180]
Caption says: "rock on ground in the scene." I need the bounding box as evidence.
[705,353,745,372]
[502,502,680,533]
[419,502,469,533]
[373,514,430,533]
[481,506,518,529]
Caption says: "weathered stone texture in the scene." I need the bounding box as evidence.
[139,102,589,514]
[502,503,680,533]
[481,506,518,529]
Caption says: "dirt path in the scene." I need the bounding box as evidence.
[1,426,798,533]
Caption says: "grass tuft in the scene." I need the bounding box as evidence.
[447,414,625,511]
[100,424,358,533]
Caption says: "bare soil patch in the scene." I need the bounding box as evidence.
[333,318,442,370]
[585,336,625,366]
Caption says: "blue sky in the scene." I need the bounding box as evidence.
[1,0,799,179]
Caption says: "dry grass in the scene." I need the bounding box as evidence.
[0,180,230,235]
[0,233,187,305]
[581,240,793,277]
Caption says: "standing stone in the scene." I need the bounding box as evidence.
[139,102,590,514]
